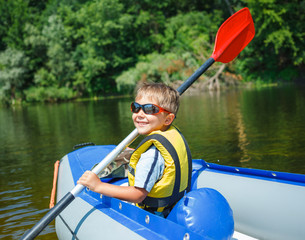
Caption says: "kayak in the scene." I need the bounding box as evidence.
[55,145,305,240]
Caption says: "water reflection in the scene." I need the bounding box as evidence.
[176,86,305,173]
[1,86,305,239]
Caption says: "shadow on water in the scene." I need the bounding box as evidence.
[1,86,305,239]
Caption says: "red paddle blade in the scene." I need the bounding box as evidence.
[211,7,255,63]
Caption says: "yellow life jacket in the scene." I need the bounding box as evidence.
[128,125,192,212]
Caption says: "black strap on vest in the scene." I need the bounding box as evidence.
[132,129,192,208]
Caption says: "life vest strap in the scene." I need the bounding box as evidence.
[141,190,186,208]
[138,203,175,218]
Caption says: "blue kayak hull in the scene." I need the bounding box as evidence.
[55,145,305,240]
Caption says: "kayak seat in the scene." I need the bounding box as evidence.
[167,188,234,240]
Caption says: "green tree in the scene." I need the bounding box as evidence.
[236,0,305,82]
[0,48,29,102]
[116,11,223,92]
[23,14,76,102]
[41,15,75,86]
[71,0,137,95]
[0,0,30,50]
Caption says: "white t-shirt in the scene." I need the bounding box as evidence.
[134,145,165,192]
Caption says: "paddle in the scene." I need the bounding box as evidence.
[20,7,255,240]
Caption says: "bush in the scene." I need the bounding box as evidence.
[24,86,75,102]
[116,52,200,93]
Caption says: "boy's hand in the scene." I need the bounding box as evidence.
[77,170,148,203]
[77,170,101,192]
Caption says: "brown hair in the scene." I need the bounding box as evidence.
[135,83,180,115]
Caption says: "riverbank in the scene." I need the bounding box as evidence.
[1,80,299,107]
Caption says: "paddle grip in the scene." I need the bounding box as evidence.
[20,192,75,240]
[176,57,215,95]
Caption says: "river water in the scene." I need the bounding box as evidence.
[1,85,305,239]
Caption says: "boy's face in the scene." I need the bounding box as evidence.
[132,96,175,135]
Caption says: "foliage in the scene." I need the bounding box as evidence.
[116,10,223,92]
[0,0,304,103]
[116,52,196,93]
[0,0,29,50]
[42,15,75,86]
[70,0,132,95]
[161,10,223,54]
[235,0,305,82]
[0,48,29,102]
[24,86,75,102]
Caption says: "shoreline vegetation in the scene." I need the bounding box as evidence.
[1,1,304,105]
[5,79,288,107]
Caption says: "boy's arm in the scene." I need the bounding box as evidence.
[77,170,148,203]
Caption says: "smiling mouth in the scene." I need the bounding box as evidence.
[137,121,148,126]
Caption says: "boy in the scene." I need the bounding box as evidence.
[77,83,192,217]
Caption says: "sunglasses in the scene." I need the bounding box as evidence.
[131,102,171,115]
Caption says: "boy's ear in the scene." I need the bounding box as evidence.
[164,113,175,126]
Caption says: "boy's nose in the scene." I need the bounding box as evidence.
[137,108,146,116]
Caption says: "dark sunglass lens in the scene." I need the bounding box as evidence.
[131,102,141,113]
[144,104,159,114]
[151,105,159,114]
